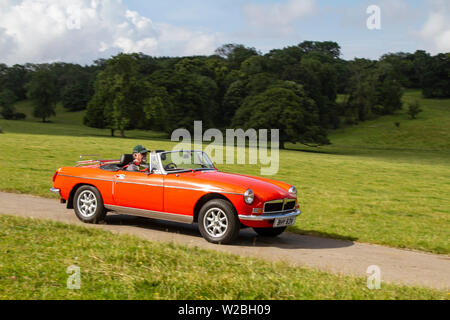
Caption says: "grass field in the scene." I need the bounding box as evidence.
[0,90,449,254]
[0,214,445,300]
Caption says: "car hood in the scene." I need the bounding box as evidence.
[181,170,293,201]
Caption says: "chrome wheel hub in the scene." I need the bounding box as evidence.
[204,208,228,238]
[77,190,97,218]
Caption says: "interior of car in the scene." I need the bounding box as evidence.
[100,154,135,172]
[100,152,164,172]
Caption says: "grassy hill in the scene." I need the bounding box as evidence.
[0,90,449,254]
[292,90,450,159]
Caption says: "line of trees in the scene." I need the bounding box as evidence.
[1,43,449,148]
[0,61,103,122]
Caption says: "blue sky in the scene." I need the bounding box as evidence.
[124,0,434,58]
[0,0,448,65]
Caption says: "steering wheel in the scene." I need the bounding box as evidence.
[164,162,178,170]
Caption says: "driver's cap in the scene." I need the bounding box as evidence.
[133,145,149,154]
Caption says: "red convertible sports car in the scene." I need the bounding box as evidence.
[51,150,301,244]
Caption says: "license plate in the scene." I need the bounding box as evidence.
[273,216,296,227]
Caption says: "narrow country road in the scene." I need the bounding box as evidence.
[0,192,448,290]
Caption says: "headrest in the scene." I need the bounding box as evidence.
[119,154,133,166]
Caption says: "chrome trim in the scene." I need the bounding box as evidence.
[80,154,101,160]
[58,174,114,183]
[115,181,164,188]
[104,205,194,224]
[262,209,297,215]
[59,174,243,195]
[238,209,301,221]
[263,198,296,213]
[265,199,284,204]
[164,185,244,195]
[50,188,60,194]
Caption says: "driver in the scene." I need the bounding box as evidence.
[124,145,149,172]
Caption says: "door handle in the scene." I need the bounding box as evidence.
[115,174,126,180]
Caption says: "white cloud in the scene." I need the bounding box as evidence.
[243,0,316,35]
[415,0,450,54]
[0,27,16,58]
[0,0,219,65]
[155,22,218,56]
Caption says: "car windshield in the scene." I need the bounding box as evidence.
[160,151,215,172]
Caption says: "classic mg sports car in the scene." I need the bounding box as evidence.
[50,150,301,244]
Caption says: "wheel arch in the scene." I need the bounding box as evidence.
[67,183,97,209]
[193,193,237,223]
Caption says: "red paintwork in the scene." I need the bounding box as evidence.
[52,163,297,228]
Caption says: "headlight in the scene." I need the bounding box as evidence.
[244,189,254,204]
[289,186,297,197]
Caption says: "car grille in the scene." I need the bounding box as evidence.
[264,199,296,214]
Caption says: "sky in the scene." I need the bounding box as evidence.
[0,0,449,65]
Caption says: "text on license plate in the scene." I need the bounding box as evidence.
[273,216,296,227]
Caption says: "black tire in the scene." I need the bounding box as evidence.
[253,226,287,237]
[73,185,106,224]
[198,199,240,244]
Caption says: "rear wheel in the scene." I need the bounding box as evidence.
[73,185,106,224]
[253,226,287,237]
[198,199,240,244]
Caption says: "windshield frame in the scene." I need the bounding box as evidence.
[157,150,217,175]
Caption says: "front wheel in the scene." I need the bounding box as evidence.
[198,199,240,244]
[253,226,287,237]
[73,185,106,224]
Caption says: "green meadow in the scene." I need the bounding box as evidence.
[0,214,445,300]
[0,90,449,254]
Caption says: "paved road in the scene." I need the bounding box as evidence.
[0,192,448,290]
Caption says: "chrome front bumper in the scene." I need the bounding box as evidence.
[50,188,60,194]
[238,209,301,221]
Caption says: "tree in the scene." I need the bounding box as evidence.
[0,63,7,74]
[264,46,303,76]
[345,59,378,123]
[84,92,109,132]
[141,85,172,132]
[61,83,90,111]
[283,57,339,128]
[345,58,403,123]
[422,53,450,98]
[376,75,403,114]
[85,53,147,137]
[215,44,260,70]
[222,80,247,126]
[0,89,17,120]
[407,101,423,119]
[298,41,341,59]
[232,85,328,149]
[1,64,30,100]
[246,73,277,96]
[48,63,96,111]
[375,62,404,115]
[148,69,219,132]
[26,68,58,122]
[380,52,415,87]
[240,55,266,76]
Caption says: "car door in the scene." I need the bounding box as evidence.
[112,171,164,211]
[163,172,205,216]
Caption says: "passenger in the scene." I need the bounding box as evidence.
[124,145,149,172]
